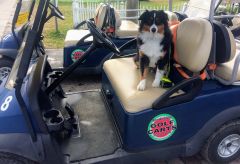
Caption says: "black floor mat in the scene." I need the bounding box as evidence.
[60,91,120,162]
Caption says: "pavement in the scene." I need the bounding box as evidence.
[0,0,16,38]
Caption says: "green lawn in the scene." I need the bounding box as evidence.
[43,2,73,48]
[43,0,187,48]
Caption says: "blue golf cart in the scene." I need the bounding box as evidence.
[1,0,240,163]
[0,0,64,81]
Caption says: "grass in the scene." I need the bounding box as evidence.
[43,0,187,48]
[43,2,73,48]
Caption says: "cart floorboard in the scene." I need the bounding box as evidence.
[60,92,120,162]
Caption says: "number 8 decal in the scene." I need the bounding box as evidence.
[1,96,13,111]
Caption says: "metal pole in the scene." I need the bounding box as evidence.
[54,0,59,32]
[238,3,240,13]
[126,0,139,23]
[168,0,172,11]
[209,0,217,21]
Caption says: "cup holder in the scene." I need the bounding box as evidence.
[43,110,64,132]
[50,117,63,124]
[43,110,59,119]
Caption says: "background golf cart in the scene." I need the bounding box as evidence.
[214,0,240,38]
[0,0,65,82]
[63,0,240,73]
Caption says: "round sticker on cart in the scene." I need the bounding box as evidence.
[147,114,177,141]
[71,49,85,62]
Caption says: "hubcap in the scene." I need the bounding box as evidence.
[0,67,11,81]
[217,134,240,158]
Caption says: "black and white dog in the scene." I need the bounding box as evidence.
[134,10,173,91]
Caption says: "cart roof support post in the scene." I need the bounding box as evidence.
[210,0,217,21]
[126,0,139,23]
[168,0,172,11]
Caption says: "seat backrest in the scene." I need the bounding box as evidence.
[94,3,121,30]
[94,3,108,29]
[165,11,180,26]
[176,18,213,73]
[213,21,236,64]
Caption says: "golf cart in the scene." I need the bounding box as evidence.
[0,0,64,81]
[63,0,240,74]
[213,0,240,38]
[1,0,240,163]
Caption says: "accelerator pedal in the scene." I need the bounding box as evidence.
[64,103,81,138]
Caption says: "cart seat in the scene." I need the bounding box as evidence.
[213,22,238,84]
[104,58,183,113]
[103,18,212,113]
[115,20,139,37]
[230,17,240,31]
[64,20,139,47]
[64,29,93,47]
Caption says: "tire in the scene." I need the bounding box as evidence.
[0,152,37,164]
[201,120,240,164]
[0,57,13,81]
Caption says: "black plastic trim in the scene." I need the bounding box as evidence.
[110,38,137,59]
[74,18,94,29]
[152,77,203,109]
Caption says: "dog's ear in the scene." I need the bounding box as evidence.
[139,10,149,20]
[163,11,169,22]
[158,10,169,22]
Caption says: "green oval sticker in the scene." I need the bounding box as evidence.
[147,113,177,141]
[71,49,85,62]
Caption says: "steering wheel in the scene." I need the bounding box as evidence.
[86,20,120,54]
[49,2,65,20]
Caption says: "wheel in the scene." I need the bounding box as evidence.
[201,120,240,164]
[0,57,13,81]
[86,20,120,54]
[0,152,37,164]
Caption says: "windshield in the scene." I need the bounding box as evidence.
[5,29,30,89]
[184,0,220,18]
[5,0,49,89]
[14,0,35,29]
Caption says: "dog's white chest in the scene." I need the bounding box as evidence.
[139,32,164,67]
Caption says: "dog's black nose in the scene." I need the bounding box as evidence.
[151,28,156,33]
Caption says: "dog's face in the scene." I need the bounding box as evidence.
[139,10,168,34]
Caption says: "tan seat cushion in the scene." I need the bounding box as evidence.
[115,20,139,37]
[103,58,182,113]
[176,18,212,72]
[215,28,237,81]
[230,17,240,31]
[64,29,93,47]
[94,3,108,29]
[215,49,240,81]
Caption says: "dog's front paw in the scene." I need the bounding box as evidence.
[137,79,146,91]
[152,79,160,88]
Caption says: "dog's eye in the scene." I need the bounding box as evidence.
[155,18,162,25]
[147,19,153,25]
